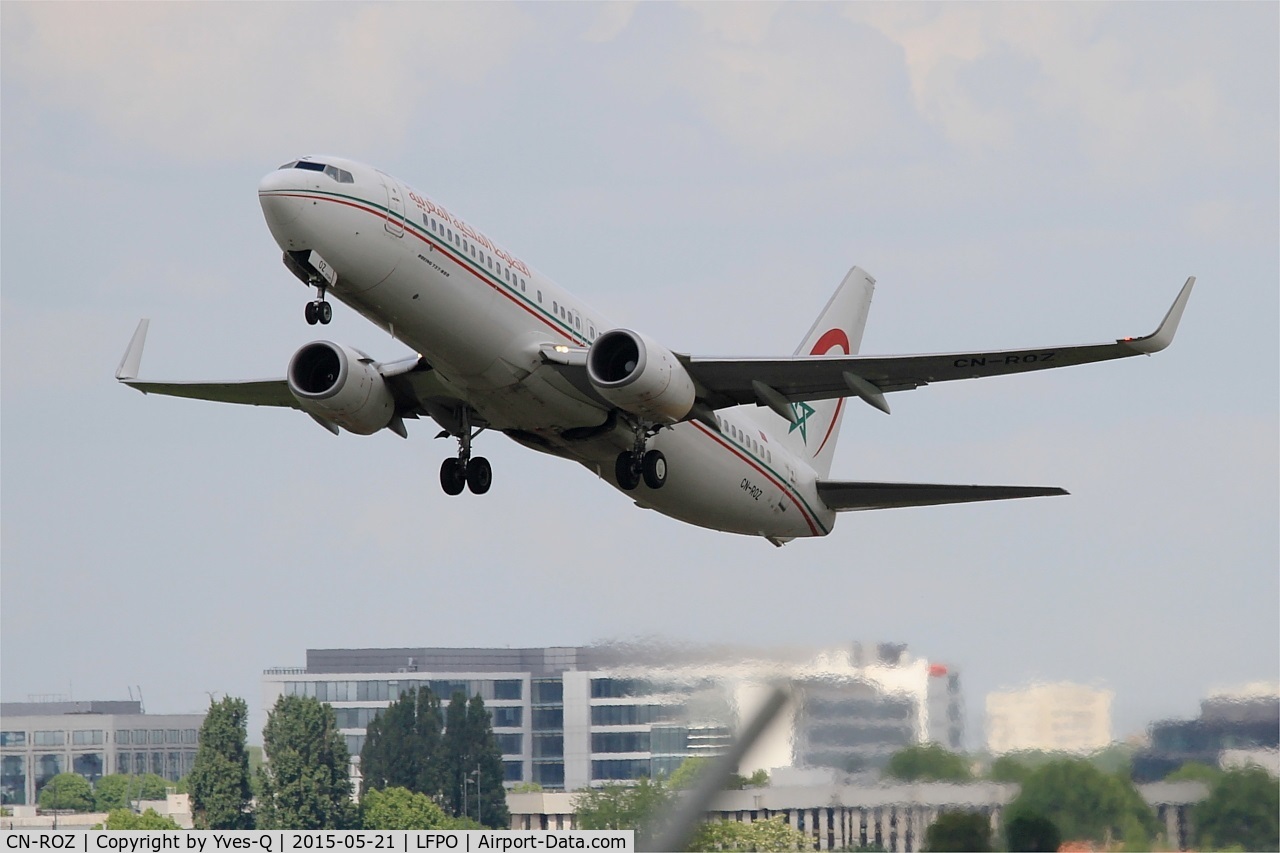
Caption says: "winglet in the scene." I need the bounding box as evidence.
[116,319,150,380]
[1121,277,1195,354]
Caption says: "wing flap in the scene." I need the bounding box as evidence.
[817,480,1068,511]
[685,276,1195,411]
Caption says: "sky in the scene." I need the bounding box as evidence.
[2,2,1276,750]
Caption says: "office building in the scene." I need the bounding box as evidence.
[984,682,1113,755]
[0,700,204,806]
[1132,683,1280,782]
[262,642,963,791]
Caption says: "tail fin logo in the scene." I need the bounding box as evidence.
[797,327,852,450]
[788,401,816,443]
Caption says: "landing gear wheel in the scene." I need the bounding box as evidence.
[317,301,333,324]
[615,452,641,491]
[440,458,466,496]
[641,449,667,490]
[466,456,492,495]
[304,302,318,325]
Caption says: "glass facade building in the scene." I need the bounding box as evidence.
[0,701,203,807]
[263,643,962,792]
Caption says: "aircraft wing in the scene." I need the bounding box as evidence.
[115,319,455,423]
[684,276,1195,415]
[817,480,1067,512]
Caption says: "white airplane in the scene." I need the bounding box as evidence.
[116,156,1195,545]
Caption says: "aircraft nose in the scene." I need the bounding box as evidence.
[258,168,306,233]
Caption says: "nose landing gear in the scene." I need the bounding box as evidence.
[304,281,332,325]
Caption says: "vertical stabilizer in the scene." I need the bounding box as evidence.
[766,266,875,478]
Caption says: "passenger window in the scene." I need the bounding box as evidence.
[521,281,527,292]
[537,290,542,303]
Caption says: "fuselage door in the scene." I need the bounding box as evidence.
[379,171,405,237]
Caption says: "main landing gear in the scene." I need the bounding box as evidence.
[439,411,491,496]
[304,281,333,325]
[614,422,667,491]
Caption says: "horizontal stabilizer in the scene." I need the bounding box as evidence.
[817,480,1067,511]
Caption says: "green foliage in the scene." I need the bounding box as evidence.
[439,693,509,828]
[1163,760,1223,785]
[1087,742,1137,776]
[360,787,451,830]
[92,776,132,812]
[257,695,356,829]
[136,773,174,799]
[666,757,769,792]
[94,772,174,809]
[665,756,708,789]
[1193,765,1279,852]
[1006,757,1158,847]
[95,808,182,830]
[574,778,671,832]
[922,811,991,852]
[986,751,1060,784]
[38,773,94,812]
[1003,812,1061,852]
[884,744,971,782]
[360,687,508,828]
[189,695,253,829]
[360,687,445,798]
[509,782,543,793]
[688,816,808,851]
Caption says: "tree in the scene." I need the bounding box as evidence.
[360,687,444,798]
[360,787,452,830]
[1193,765,1279,852]
[1003,812,1060,852]
[987,751,1060,784]
[574,778,671,832]
[440,693,509,828]
[257,695,356,829]
[93,772,173,808]
[95,808,182,829]
[189,695,253,829]
[688,816,809,851]
[1163,760,1222,786]
[1005,757,1158,848]
[922,811,991,852]
[38,773,94,811]
[93,774,172,812]
[884,744,971,782]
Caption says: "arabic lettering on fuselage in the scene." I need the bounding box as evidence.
[405,189,531,277]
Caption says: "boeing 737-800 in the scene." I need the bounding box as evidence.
[116,156,1194,545]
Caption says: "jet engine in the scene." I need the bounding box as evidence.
[586,329,695,423]
[287,341,396,435]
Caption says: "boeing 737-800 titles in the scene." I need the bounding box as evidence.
[117,156,1194,545]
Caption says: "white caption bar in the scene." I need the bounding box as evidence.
[0,831,633,853]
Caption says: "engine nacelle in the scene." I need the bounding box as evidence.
[586,328,696,424]
[287,341,396,435]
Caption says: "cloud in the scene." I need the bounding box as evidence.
[582,2,638,44]
[2,3,535,161]
[849,4,1264,182]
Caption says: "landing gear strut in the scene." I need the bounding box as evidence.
[615,421,666,491]
[304,280,333,326]
[439,410,491,496]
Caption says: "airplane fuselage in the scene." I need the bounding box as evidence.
[258,157,837,540]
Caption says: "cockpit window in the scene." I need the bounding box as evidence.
[276,160,353,183]
[324,165,355,183]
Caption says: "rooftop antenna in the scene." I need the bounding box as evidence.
[136,686,145,714]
